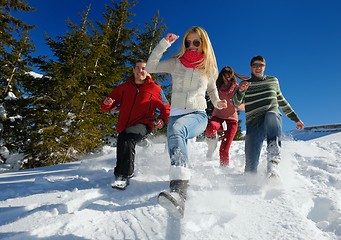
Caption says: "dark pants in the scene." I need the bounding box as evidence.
[114,124,148,178]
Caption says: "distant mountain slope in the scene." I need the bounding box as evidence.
[285,123,341,141]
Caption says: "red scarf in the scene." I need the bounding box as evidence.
[179,51,204,68]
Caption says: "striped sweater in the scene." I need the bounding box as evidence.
[233,75,300,126]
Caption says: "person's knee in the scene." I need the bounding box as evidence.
[172,121,186,135]
[125,124,147,135]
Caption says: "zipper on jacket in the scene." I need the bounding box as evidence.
[148,94,152,112]
[125,85,139,128]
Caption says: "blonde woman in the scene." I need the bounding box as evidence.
[146,26,227,218]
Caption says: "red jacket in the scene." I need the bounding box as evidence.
[100,76,170,133]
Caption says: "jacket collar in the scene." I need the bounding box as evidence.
[128,75,153,85]
[250,74,266,82]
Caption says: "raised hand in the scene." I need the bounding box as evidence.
[165,33,179,44]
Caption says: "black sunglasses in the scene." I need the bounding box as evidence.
[224,67,232,73]
[185,39,201,48]
[252,63,265,68]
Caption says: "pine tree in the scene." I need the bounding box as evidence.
[21,5,103,166]
[132,10,170,85]
[98,0,137,78]
[1,0,170,168]
[23,1,141,167]
[0,0,36,167]
[0,0,35,95]
[131,11,166,60]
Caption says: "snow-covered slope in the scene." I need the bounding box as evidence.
[0,132,340,240]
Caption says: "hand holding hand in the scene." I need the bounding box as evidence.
[165,33,179,44]
[217,99,227,109]
[238,81,251,92]
[296,120,304,130]
[103,97,114,106]
[155,119,164,129]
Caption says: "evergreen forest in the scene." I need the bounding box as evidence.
[0,0,243,170]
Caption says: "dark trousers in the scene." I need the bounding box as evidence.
[114,124,148,178]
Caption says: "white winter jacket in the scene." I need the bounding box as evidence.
[146,38,221,111]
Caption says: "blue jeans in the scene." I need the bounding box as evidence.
[167,111,208,167]
[245,111,282,173]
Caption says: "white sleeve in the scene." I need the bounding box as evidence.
[146,38,176,74]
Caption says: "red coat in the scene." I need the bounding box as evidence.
[100,76,170,133]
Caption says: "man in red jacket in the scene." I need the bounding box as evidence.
[101,60,170,189]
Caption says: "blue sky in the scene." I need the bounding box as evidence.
[15,0,341,131]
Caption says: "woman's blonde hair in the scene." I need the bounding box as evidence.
[175,26,218,79]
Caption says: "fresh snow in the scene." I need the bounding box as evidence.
[26,71,43,79]
[0,130,341,240]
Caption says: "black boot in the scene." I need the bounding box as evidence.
[158,179,189,218]
[170,179,189,199]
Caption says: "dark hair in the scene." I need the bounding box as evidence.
[216,66,250,88]
[135,59,147,66]
[216,66,236,88]
[250,55,266,66]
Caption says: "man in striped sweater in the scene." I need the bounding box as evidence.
[233,56,304,177]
